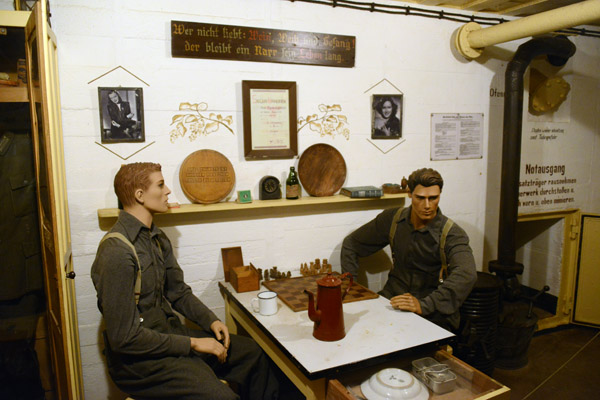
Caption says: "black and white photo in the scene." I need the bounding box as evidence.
[98,87,145,143]
[371,94,402,139]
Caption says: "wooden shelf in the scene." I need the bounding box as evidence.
[98,193,408,221]
[0,85,28,102]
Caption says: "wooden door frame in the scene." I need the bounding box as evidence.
[25,2,83,398]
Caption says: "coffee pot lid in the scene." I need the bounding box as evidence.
[316,272,341,287]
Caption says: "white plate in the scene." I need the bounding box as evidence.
[360,368,429,400]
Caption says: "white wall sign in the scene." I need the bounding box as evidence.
[430,113,483,160]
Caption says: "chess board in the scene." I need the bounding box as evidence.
[262,273,379,312]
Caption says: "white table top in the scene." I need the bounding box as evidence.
[221,282,454,378]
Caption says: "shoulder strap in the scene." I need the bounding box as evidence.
[438,219,454,283]
[100,232,141,305]
[388,207,405,247]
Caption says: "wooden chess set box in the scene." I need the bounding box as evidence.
[221,246,259,293]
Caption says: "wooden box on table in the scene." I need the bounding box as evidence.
[230,263,260,293]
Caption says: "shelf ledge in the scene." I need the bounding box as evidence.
[98,193,408,220]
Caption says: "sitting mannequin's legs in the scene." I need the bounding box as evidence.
[208,334,279,400]
[107,331,278,400]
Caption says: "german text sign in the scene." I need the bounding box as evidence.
[171,21,355,68]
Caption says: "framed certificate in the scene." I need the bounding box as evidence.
[242,80,297,159]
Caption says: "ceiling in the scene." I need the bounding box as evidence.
[398,0,600,25]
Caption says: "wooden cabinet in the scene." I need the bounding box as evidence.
[517,209,600,331]
[0,4,83,399]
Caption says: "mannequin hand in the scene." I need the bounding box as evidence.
[390,293,422,315]
[210,320,230,350]
[111,121,120,127]
[190,337,228,363]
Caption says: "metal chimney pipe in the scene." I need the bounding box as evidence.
[455,0,598,59]
[488,36,575,298]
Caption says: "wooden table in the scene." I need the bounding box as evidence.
[219,281,455,399]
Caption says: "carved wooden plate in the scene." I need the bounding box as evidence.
[179,149,235,204]
[298,143,347,197]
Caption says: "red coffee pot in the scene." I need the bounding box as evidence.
[304,272,353,341]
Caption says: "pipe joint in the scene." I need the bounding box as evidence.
[455,22,483,60]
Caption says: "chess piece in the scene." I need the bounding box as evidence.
[401,176,408,191]
[264,269,269,281]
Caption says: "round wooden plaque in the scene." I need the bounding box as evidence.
[298,143,347,197]
[179,149,236,204]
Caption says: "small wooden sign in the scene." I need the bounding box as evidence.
[172,21,355,68]
[179,149,235,204]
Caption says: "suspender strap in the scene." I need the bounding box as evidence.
[388,207,405,256]
[100,232,141,305]
[438,219,454,283]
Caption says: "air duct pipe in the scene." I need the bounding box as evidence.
[455,0,598,59]
[488,35,575,299]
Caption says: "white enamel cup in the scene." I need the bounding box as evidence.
[251,291,278,316]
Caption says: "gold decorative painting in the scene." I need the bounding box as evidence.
[170,102,234,142]
[298,104,349,140]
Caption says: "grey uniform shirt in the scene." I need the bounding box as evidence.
[91,211,218,357]
[341,206,477,322]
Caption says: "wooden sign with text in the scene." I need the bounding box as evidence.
[171,21,355,68]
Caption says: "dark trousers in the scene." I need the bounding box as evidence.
[106,330,279,400]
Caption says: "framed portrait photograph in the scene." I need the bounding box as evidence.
[242,80,297,159]
[98,87,145,143]
[371,94,403,139]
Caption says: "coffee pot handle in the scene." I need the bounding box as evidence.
[339,272,353,301]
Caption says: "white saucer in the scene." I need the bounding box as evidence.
[360,368,429,400]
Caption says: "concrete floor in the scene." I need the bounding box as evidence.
[492,324,600,400]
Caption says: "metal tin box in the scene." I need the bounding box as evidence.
[412,357,457,394]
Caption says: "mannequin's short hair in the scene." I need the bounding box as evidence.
[114,162,162,207]
[407,168,443,192]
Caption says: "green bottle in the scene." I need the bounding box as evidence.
[286,166,300,199]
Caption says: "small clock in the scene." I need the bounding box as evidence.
[259,176,281,200]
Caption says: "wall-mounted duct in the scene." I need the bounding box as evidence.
[488,35,576,299]
[528,68,571,115]
[455,0,599,59]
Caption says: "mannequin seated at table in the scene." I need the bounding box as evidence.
[341,168,477,332]
[92,162,280,400]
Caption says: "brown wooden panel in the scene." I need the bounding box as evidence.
[171,21,355,68]
[221,246,243,282]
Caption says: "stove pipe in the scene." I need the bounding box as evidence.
[488,36,576,297]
